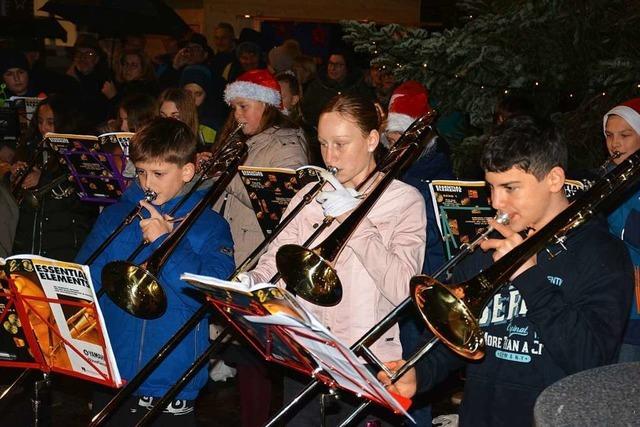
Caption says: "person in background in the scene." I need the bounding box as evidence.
[179,64,227,143]
[267,45,295,75]
[367,63,397,107]
[301,49,374,133]
[215,69,308,427]
[11,95,97,261]
[209,22,236,80]
[117,93,157,133]
[102,49,159,110]
[0,49,40,97]
[292,55,317,91]
[66,34,110,124]
[380,116,633,427]
[275,70,302,123]
[77,118,234,426]
[383,80,455,426]
[158,33,212,90]
[224,41,263,83]
[603,97,640,362]
[158,87,200,145]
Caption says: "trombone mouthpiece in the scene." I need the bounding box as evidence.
[143,190,158,202]
[495,212,510,225]
[327,166,338,175]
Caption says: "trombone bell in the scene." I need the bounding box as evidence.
[275,244,342,307]
[410,275,485,360]
[101,261,167,319]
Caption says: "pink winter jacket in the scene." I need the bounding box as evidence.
[249,177,426,360]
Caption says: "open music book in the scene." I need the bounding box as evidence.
[237,166,319,237]
[182,273,414,422]
[0,255,122,388]
[429,179,586,260]
[43,132,133,204]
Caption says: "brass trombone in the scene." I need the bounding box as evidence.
[275,112,438,306]
[91,114,438,426]
[120,113,438,426]
[99,124,248,320]
[279,148,640,427]
[89,166,336,426]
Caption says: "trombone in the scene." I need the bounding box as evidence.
[89,165,335,426]
[99,124,248,320]
[120,113,438,426]
[274,147,640,426]
[275,112,438,306]
[91,114,438,426]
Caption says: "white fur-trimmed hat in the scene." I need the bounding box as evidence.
[603,98,640,136]
[386,80,432,133]
[224,69,281,108]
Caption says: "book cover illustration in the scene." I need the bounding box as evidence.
[429,179,585,260]
[1,255,122,387]
[44,132,131,204]
[238,166,319,237]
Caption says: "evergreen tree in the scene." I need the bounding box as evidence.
[342,0,640,175]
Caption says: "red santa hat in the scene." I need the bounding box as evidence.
[224,69,281,108]
[603,97,640,135]
[386,80,432,133]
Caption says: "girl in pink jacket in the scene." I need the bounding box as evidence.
[246,93,426,426]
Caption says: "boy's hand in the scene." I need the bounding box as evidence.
[376,360,417,398]
[139,200,173,244]
[480,218,536,280]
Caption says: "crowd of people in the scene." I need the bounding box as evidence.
[0,23,639,427]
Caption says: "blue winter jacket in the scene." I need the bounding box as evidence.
[76,181,235,399]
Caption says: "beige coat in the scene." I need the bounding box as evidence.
[249,178,427,361]
[216,126,308,264]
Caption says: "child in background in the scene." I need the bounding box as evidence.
[215,69,308,427]
[158,87,200,142]
[179,64,227,145]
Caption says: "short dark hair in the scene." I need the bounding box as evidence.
[129,117,196,166]
[481,116,567,180]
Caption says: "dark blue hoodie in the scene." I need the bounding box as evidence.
[415,217,633,426]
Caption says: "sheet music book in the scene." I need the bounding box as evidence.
[238,166,319,237]
[44,132,133,204]
[182,273,414,421]
[429,179,586,260]
[0,255,122,387]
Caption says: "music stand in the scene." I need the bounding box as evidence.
[45,133,130,204]
[185,278,413,421]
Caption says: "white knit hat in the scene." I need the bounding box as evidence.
[224,69,281,108]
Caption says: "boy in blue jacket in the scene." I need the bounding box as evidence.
[76,117,235,425]
[380,116,633,427]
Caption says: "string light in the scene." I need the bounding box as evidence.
[372,48,639,98]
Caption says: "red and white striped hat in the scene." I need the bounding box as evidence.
[224,69,281,108]
[386,80,432,133]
